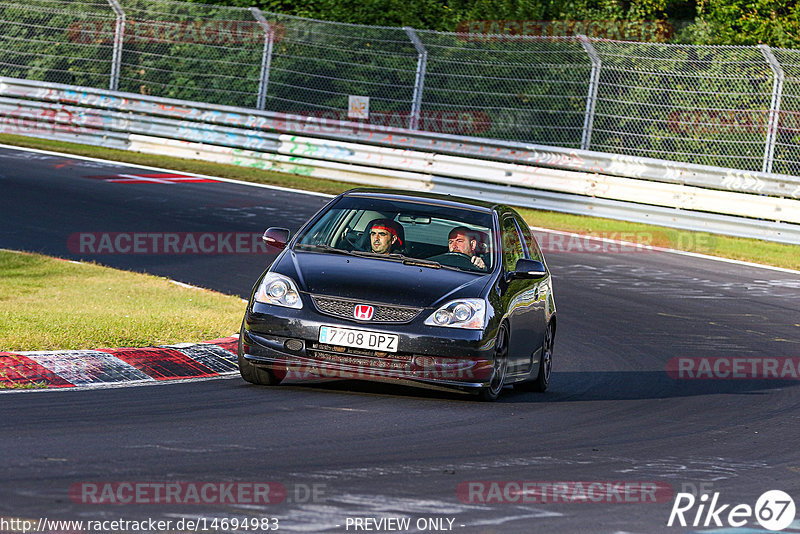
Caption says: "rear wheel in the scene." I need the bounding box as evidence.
[238,326,279,386]
[478,324,509,401]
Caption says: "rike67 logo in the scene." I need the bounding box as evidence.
[668,490,796,531]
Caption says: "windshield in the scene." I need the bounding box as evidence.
[295,196,495,273]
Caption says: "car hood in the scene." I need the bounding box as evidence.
[273,250,491,308]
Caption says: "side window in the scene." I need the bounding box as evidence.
[501,216,525,272]
[301,208,347,246]
[513,213,544,262]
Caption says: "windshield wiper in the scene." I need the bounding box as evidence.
[349,250,443,269]
[295,243,354,256]
[349,250,396,260]
[400,257,442,269]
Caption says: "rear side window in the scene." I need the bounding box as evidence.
[500,216,525,272]
[513,213,544,262]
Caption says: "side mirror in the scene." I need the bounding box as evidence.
[262,227,290,250]
[509,258,547,280]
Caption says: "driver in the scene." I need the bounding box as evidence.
[368,218,403,254]
[448,226,486,270]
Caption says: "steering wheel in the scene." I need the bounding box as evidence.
[342,230,364,251]
[428,252,476,270]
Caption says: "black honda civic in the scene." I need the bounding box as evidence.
[238,188,556,401]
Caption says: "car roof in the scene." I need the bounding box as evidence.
[342,188,502,212]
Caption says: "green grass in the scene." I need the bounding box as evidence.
[0,250,245,351]
[1,133,798,271]
[0,380,47,389]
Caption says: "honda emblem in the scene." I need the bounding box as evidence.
[354,304,374,321]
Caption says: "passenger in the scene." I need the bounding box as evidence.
[448,226,486,270]
[368,218,404,254]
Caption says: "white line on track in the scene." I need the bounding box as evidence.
[314,406,369,413]
[0,142,331,198]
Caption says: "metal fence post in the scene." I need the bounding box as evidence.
[106,0,125,92]
[578,35,601,151]
[404,27,427,130]
[758,45,784,175]
[250,8,274,111]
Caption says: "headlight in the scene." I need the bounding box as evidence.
[424,299,486,329]
[254,273,303,309]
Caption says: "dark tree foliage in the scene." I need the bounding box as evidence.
[180,0,800,47]
[687,0,800,46]
[189,0,652,29]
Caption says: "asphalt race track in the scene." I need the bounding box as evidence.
[1,145,799,533]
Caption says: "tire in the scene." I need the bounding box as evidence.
[478,324,509,401]
[531,322,554,392]
[514,321,554,393]
[238,326,280,386]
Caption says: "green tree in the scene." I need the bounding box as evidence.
[691,0,800,47]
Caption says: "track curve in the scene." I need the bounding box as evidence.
[1,145,799,533]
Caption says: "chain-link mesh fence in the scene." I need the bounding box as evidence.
[264,14,419,126]
[414,32,592,145]
[1,0,799,176]
[771,48,800,176]
[116,0,264,107]
[590,41,774,172]
[0,0,116,88]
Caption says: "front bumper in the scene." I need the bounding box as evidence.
[241,305,497,389]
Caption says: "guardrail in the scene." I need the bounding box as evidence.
[1,76,799,244]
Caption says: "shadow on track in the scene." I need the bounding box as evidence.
[235,370,800,403]
[508,370,800,403]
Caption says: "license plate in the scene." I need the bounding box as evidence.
[319,326,398,353]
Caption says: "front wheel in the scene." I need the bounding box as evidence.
[238,326,280,386]
[478,324,509,401]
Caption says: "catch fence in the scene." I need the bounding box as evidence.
[2,0,800,176]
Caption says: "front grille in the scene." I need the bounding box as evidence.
[312,296,421,323]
